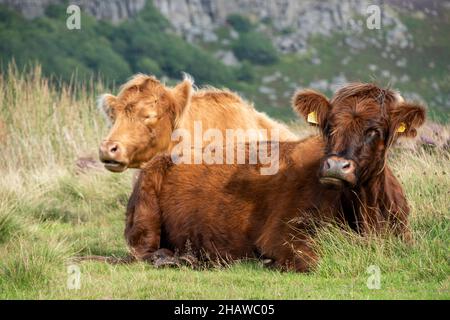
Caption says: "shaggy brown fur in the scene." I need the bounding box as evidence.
[124,83,425,272]
[98,74,296,172]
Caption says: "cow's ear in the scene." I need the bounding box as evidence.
[390,101,426,138]
[97,94,117,123]
[171,74,193,116]
[292,89,330,127]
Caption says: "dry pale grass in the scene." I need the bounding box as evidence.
[0,64,107,174]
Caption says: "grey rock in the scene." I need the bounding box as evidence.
[214,50,240,66]
[0,0,146,22]
[262,72,281,84]
[396,58,407,68]
[229,29,239,40]
[381,70,391,78]
[309,79,329,92]
[311,57,322,65]
[151,0,413,53]
[329,74,348,92]
[259,86,275,95]
[203,30,219,43]
[1,0,415,52]
[400,74,410,83]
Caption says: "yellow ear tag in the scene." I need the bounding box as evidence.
[397,122,407,133]
[307,111,318,124]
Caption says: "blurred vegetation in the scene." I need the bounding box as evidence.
[0,2,448,122]
[232,31,279,65]
[226,13,253,33]
[0,2,235,86]
[0,3,282,89]
[225,14,279,65]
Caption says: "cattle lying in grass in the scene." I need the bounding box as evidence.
[98,74,296,172]
[124,83,425,272]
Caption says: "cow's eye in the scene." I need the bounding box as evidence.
[143,111,157,119]
[143,112,158,124]
[365,129,378,141]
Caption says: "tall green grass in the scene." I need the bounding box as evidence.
[0,66,448,299]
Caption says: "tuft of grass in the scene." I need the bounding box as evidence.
[313,223,448,283]
[0,211,20,244]
[0,238,72,293]
[0,191,24,244]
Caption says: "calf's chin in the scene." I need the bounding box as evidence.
[319,176,345,189]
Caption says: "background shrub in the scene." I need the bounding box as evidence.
[232,31,279,65]
[226,14,253,33]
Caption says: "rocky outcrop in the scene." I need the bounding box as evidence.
[152,0,412,52]
[0,0,441,52]
[76,0,145,23]
[0,0,57,18]
[0,0,145,22]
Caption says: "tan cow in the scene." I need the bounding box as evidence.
[98,74,296,172]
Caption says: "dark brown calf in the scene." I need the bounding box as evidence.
[125,83,425,272]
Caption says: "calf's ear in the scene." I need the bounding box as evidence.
[390,102,426,138]
[97,94,117,123]
[292,89,330,127]
[171,74,193,117]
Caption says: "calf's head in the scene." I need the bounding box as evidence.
[293,83,425,188]
[98,74,192,172]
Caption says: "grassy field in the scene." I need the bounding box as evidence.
[0,67,448,299]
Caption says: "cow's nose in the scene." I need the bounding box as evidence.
[99,141,121,161]
[323,157,355,174]
[321,156,356,186]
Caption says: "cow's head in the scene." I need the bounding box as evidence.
[98,74,192,172]
[293,83,425,188]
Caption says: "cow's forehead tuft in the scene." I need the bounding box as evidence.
[330,98,386,126]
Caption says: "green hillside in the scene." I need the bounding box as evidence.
[0,1,448,121]
[0,2,236,86]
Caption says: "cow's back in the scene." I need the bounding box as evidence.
[176,90,297,144]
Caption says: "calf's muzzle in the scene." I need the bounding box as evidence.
[320,156,356,187]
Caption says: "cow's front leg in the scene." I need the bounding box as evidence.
[257,218,317,272]
[273,240,317,272]
[125,173,162,261]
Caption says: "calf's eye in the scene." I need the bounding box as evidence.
[365,130,378,141]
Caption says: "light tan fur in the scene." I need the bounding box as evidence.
[99,73,297,172]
